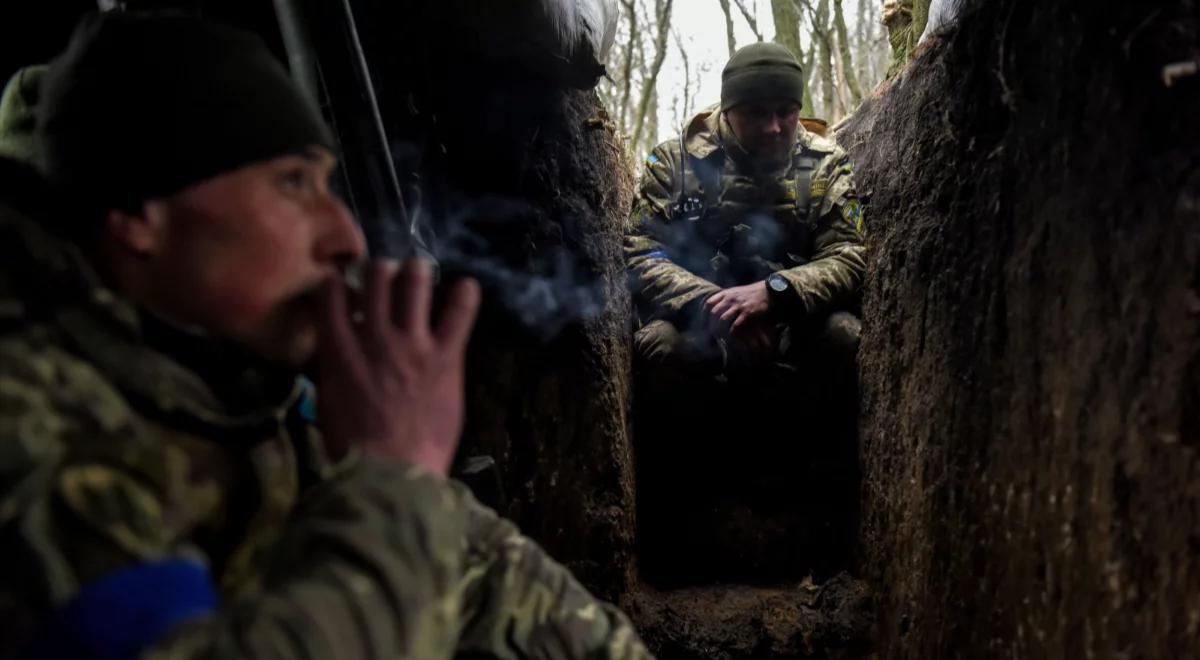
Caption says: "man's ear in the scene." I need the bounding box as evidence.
[104,200,168,257]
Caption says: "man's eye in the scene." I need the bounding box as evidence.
[278,168,311,191]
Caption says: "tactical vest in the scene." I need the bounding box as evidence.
[668,135,828,287]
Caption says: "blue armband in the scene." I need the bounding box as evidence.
[30,559,218,660]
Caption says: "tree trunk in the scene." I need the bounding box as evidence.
[833,0,863,106]
[733,0,764,41]
[801,39,817,117]
[838,0,1200,655]
[630,0,673,150]
[831,30,849,118]
[816,0,835,120]
[770,0,804,62]
[617,0,637,128]
[674,29,694,118]
[911,0,931,41]
[642,86,659,155]
[882,0,913,78]
[718,0,737,58]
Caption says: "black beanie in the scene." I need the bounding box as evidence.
[720,42,805,111]
[37,11,334,215]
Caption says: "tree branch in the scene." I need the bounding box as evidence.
[732,0,763,41]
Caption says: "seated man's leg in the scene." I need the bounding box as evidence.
[633,319,719,370]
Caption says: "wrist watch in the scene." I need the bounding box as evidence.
[766,272,792,309]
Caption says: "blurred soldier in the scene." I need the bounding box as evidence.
[626,41,866,393]
[0,12,649,659]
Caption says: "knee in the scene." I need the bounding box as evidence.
[634,320,685,367]
[823,312,862,355]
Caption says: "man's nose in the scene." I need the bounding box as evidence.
[313,194,367,266]
[764,116,782,136]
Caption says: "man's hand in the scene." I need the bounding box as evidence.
[315,259,481,477]
[704,281,777,362]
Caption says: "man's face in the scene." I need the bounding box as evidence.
[725,100,802,167]
[135,148,366,366]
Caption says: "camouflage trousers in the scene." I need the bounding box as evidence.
[632,311,862,411]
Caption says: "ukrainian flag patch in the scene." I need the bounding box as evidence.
[843,199,865,233]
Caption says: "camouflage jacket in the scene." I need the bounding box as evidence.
[625,105,866,325]
[0,181,650,659]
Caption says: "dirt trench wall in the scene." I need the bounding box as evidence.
[359,0,640,604]
[838,0,1200,657]
[453,89,639,603]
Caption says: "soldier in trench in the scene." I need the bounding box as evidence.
[0,12,651,659]
[626,43,866,480]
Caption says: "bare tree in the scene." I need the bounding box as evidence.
[801,40,818,117]
[617,0,638,127]
[812,0,836,120]
[771,0,804,61]
[883,0,931,77]
[630,0,675,150]
[733,0,764,41]
[832,0,863,104]
[672,29,699,120]
[717,0,738,57]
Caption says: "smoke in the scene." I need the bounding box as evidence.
[382,194,610,342]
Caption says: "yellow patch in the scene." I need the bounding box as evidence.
[811,181,828,198]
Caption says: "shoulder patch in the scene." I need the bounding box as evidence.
[842,198,865,234]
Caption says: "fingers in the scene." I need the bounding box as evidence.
[316,275,360,367]
[396,259,435,333]
[365,260,400,337]
[729,311,748,333]
[708,299,732,318]
[435,278,482,353]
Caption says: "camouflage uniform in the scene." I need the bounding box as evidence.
[0,84,649,660]
[624,104,865,432]
[625,104,866,341]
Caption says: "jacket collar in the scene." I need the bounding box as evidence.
[680,103,824,168]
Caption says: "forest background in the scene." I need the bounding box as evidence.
[599,0,933,158]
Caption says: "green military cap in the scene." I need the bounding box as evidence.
[37,12,334,218]
[720,42,805,111]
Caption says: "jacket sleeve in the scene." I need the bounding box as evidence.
[163,478,653,660]
[147,460,472,659]
[0,340,465,659]
[774,147,868,319]
[453,484,651,660]
[624,143,721,324]
[0,341,650,660]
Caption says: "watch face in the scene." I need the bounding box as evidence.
[768,274,789,292]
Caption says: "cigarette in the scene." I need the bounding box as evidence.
[341,262,366,292]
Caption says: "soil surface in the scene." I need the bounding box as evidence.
[632,574,874,659]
